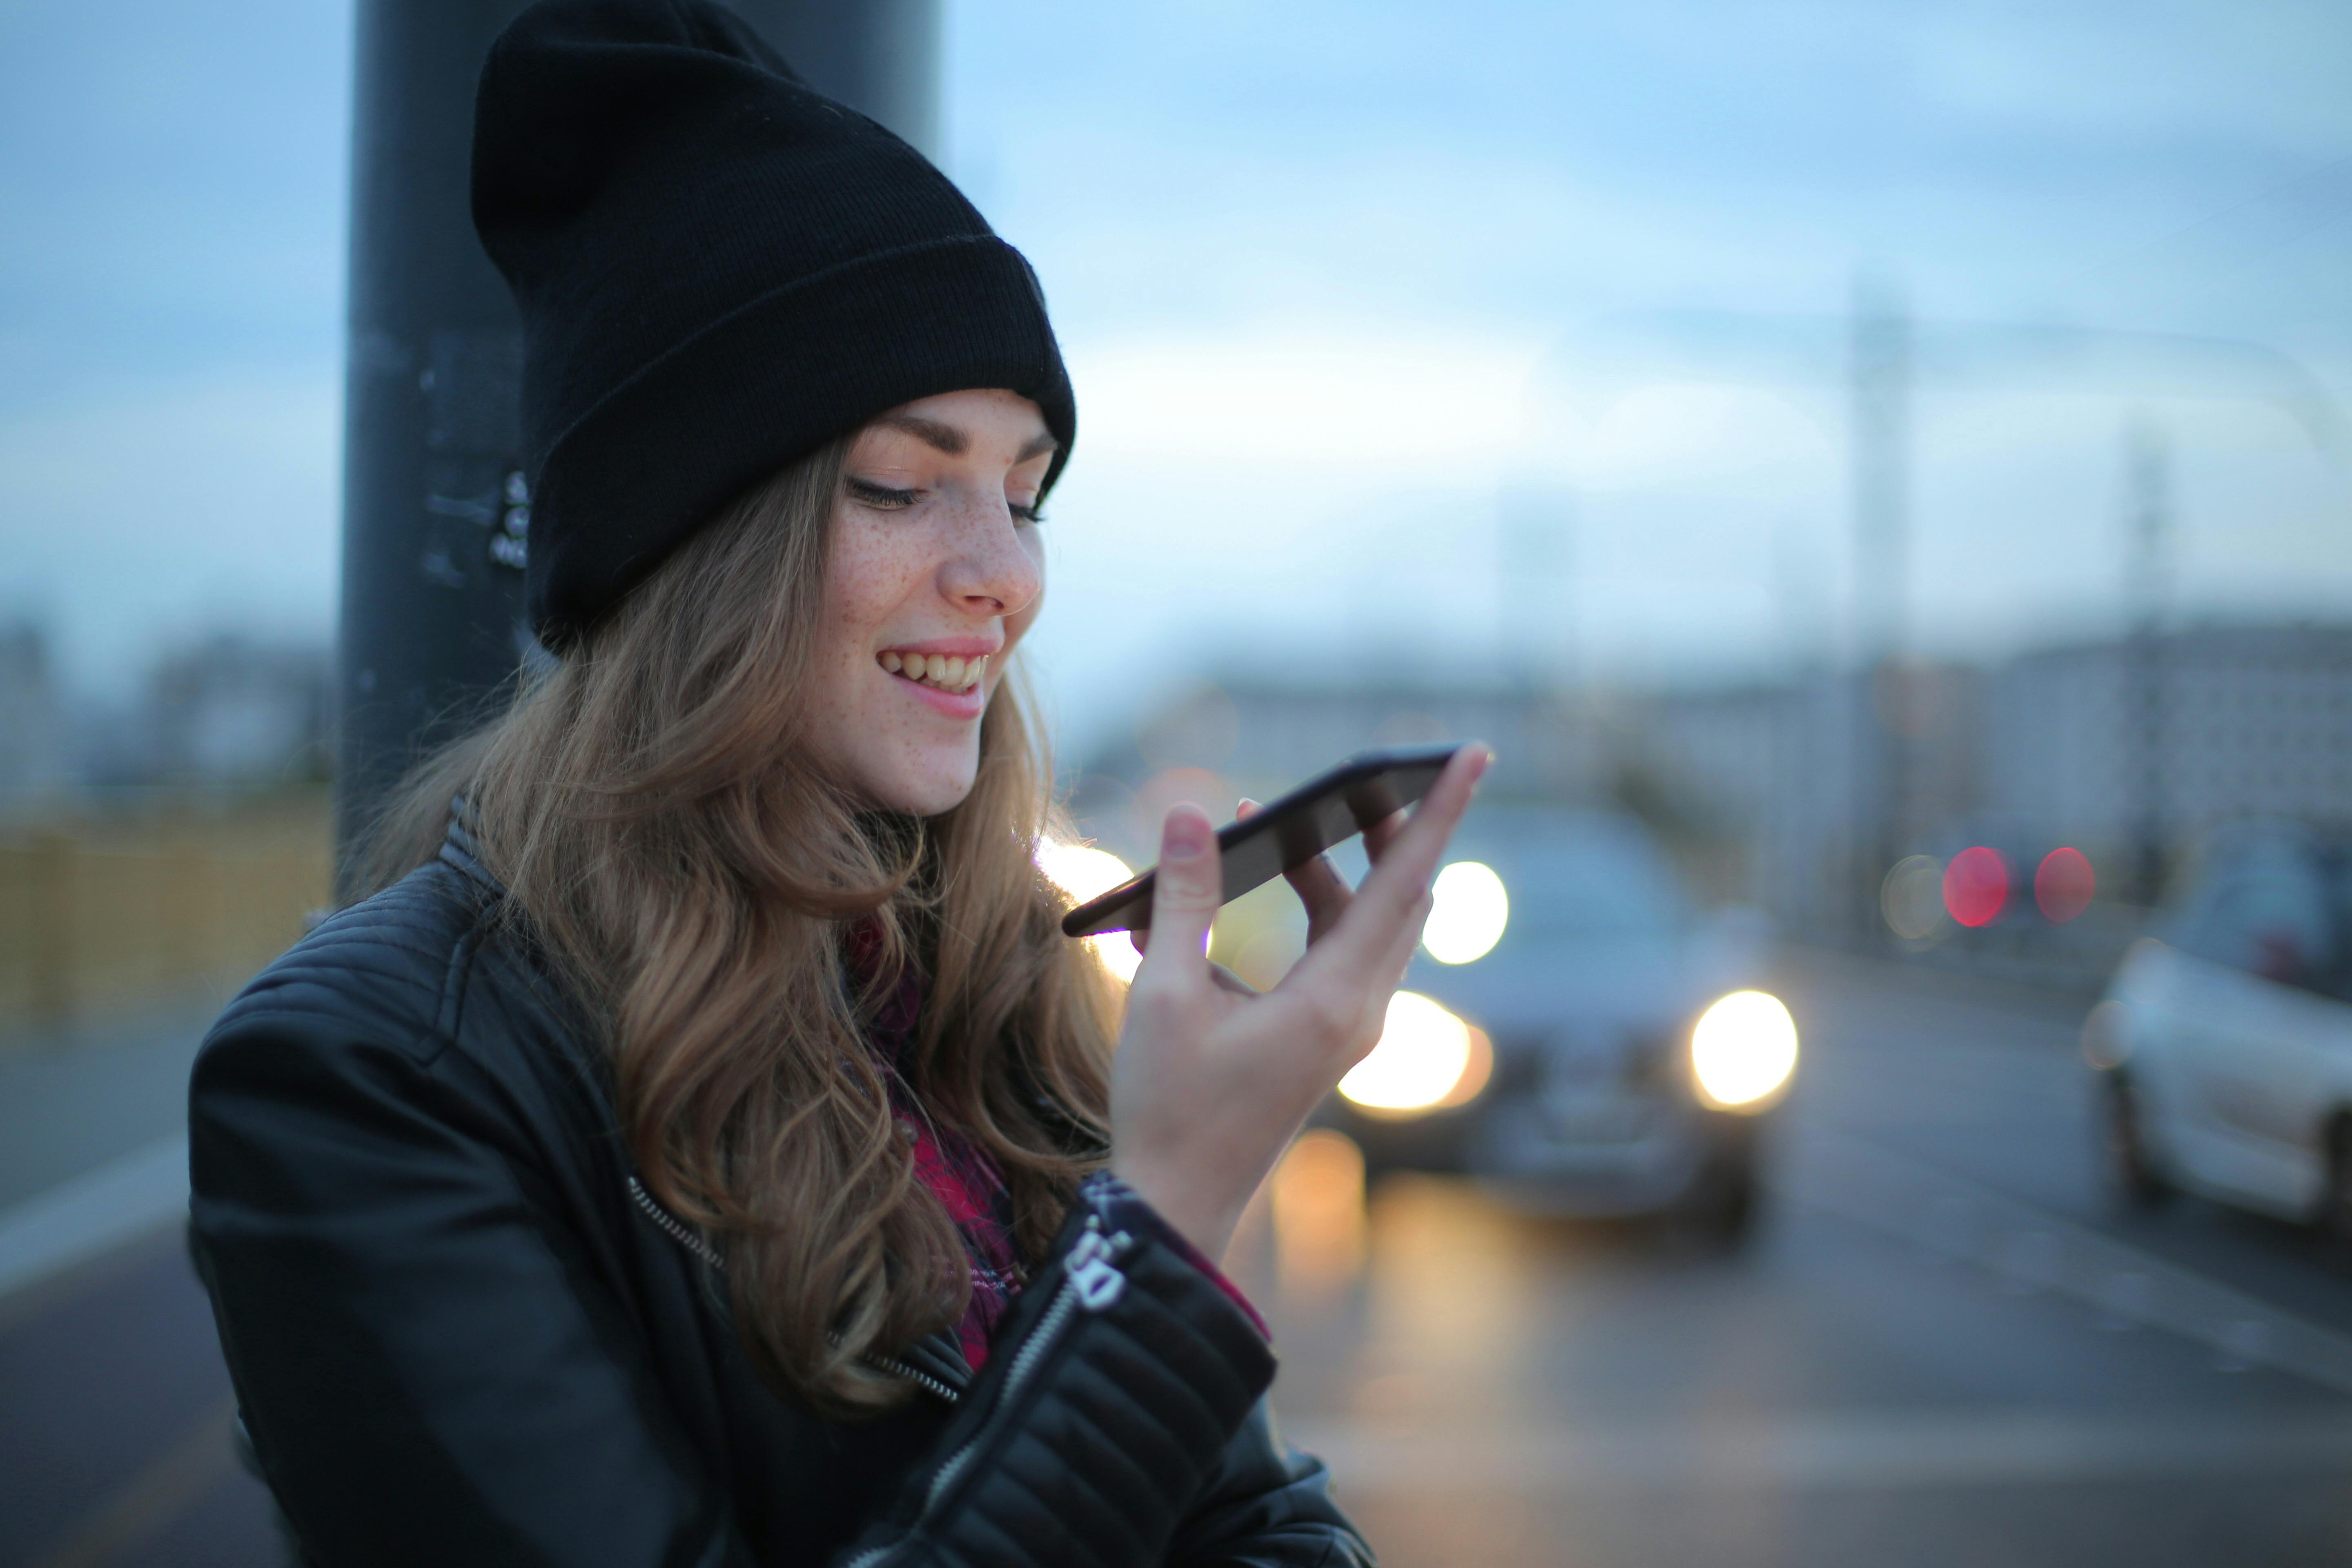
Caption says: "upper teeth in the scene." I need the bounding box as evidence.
[880,650,989,693]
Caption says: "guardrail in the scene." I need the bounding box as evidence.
[0,792,330,1040]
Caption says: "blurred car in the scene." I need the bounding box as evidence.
[1315,806,1797,1240]
[2087,822,2352,1238]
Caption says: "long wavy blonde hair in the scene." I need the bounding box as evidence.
[361,435,1120,1417]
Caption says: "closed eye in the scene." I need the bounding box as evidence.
[846,477,920,510]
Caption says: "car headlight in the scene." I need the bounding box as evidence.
[1423,861,1509,964]
[1339,992,1493,1118]
[1689,990,1798,1111]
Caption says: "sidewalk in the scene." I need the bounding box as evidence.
[0,997,223,1301]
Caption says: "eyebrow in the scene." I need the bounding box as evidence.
[876,412,1058,464]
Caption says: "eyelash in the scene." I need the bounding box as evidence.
[846,478,919,509]
[846,477,1045,524]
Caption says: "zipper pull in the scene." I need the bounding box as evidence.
[1066,1214,1132,1312]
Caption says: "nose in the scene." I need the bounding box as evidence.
[939,493,1043,619]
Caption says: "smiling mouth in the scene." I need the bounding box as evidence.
[880,650,989,695]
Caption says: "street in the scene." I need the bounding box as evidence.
[1247,952,2352,1567]
[10,952,2352,1566]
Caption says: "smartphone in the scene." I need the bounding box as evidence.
[1060,742,1465,938]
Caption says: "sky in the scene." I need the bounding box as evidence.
[2,0,2349,764]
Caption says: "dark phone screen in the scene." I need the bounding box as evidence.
[1060,743,1462,938]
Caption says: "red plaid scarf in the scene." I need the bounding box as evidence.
[848,923,1265,1369]
[851,929,1026,1370]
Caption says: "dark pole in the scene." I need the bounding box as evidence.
[1849,276,1910,940]
[335,0,940,889]
[752,0,940,156]
[2124,416,2171,906]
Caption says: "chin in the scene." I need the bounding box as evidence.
[872,754,980,820]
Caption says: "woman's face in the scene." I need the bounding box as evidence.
[804,388,1053,817]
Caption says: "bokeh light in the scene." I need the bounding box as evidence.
[1881,854,1948,942]
[1338,991,1474,1114]
[1689,990,1800,1110]
[1423,860,1510,964]
[1269,1129,1367,1297]
[1435,1025,1495,1109]
[2035,847,2096,923]
[1232,927,1303,991]
[1034,840,1143,982]
[1942,846,2011,929]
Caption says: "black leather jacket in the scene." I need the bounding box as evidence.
[187,817,1372,1567]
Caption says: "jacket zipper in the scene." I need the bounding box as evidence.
[626,1176,726,1271]
[862,1352,962,1406]
[625,1174,963,1405]
[840,1212,1132,1568]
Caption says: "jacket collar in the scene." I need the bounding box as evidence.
[438,797,502,898]
[900,1329,976,1395]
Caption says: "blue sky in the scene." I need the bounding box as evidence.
[2,0,2348,758]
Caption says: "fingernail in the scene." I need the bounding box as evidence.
[1165,808,1211,860]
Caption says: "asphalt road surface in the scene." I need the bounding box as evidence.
[11,951,2352,1566]
[1245,950,2352,1568]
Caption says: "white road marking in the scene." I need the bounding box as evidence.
[1775,1122,2352,1396]
[0,1134,188,1301]
[31,1394,238,1568]
[1287,1410,2352,1490]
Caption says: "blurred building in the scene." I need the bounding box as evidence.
[141,635,332,787]
[1633,660,1989,927]
[1986,624,2352,853]
[1091,618,2352,944]
[1068,675,1607,866]
[0,621,71,805]
[1628,675,1863,927]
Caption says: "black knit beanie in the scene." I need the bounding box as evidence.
[471,0,1076,647]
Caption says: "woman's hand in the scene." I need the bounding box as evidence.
[1108,744,1491,1259]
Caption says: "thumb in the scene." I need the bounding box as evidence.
[1139,803,1221,984]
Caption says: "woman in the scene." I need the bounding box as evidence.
[189,4,1486,1564]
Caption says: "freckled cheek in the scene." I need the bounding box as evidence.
[832,526,935,632]
[822,528,927,677]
